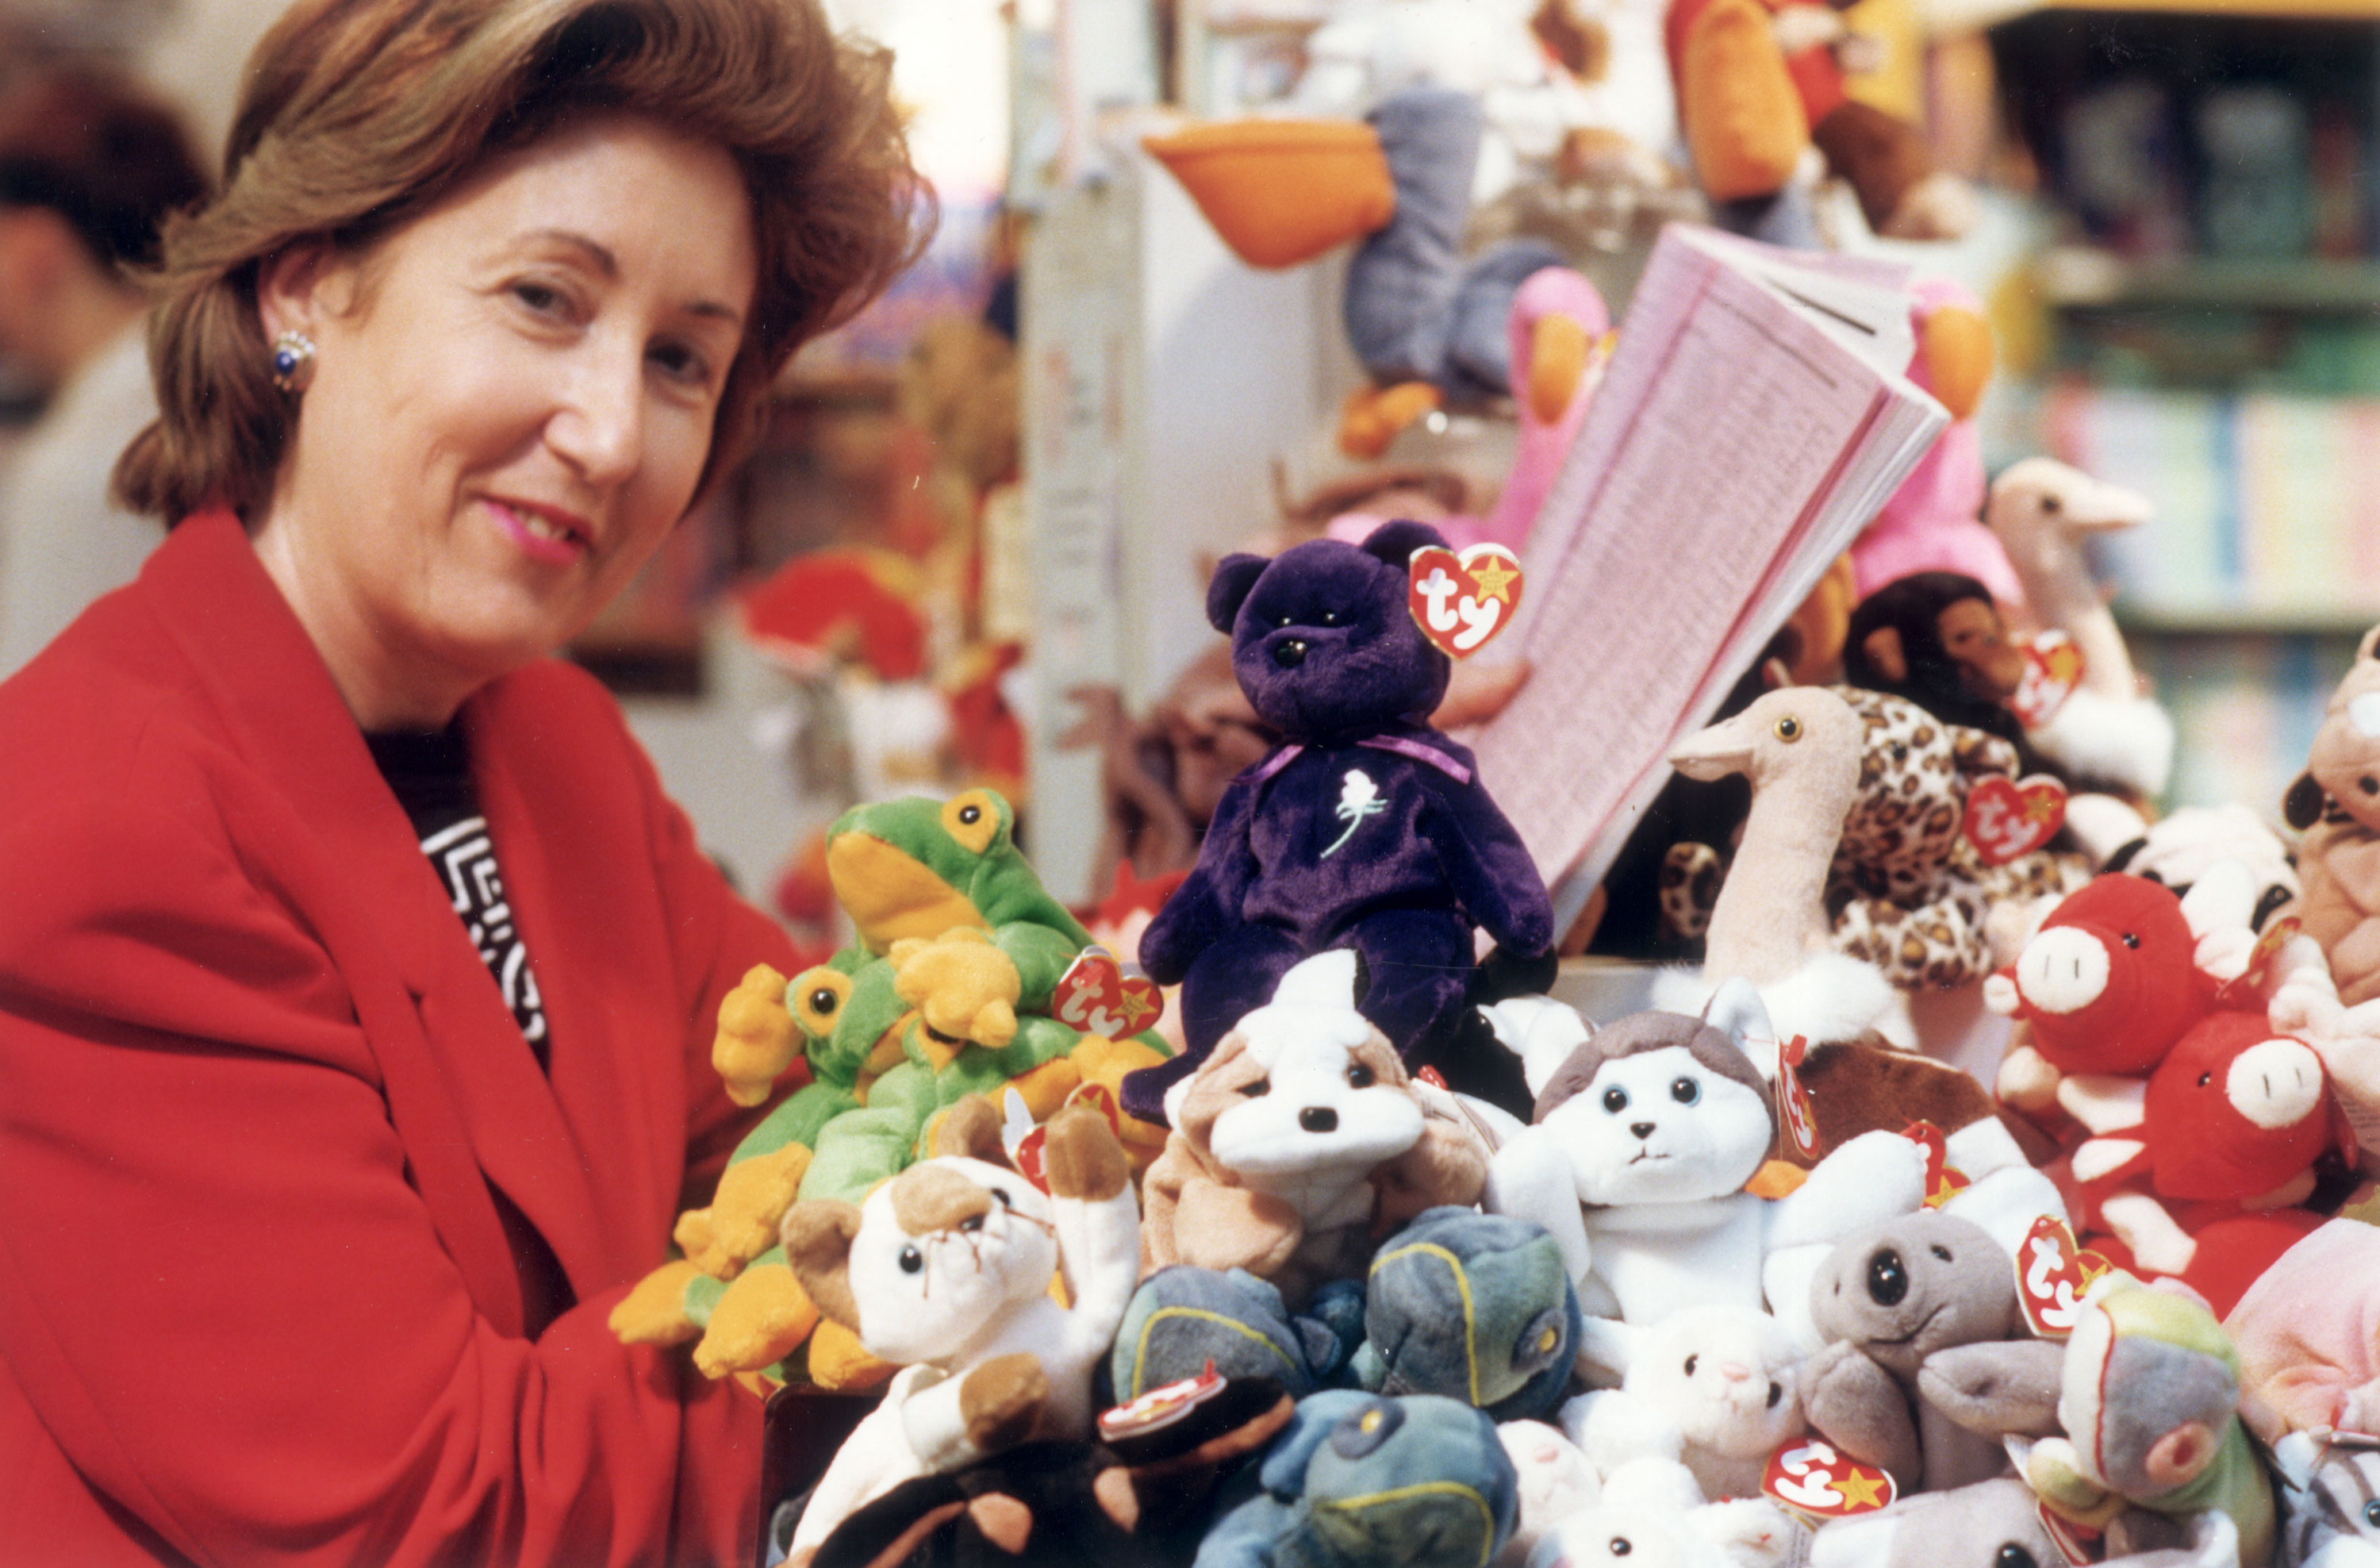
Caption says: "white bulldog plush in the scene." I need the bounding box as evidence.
[1141,949,1490,1307]
[1564,1305,1808,1503]
[1486,981,1925,1359]
[777,1102,1140,1560]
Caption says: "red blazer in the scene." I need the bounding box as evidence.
[0,512,797,1566]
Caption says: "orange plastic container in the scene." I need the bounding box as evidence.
[1142,119,1396,271]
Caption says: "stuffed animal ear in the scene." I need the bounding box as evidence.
[2359,624,2380,663]
[1357,517,1452,572]
[1860,625,1910,685]
[1702,978,1775,1070]
[1951,725,2019,781]
[2285,772,2328,831]
[1273,948,1366,1010]
[779,1199,866,1333]
[1207,553,1271,634]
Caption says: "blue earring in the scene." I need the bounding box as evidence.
[271,329,316,394]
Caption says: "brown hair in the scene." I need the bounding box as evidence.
[0,67,208,273]
[115,0,929,523]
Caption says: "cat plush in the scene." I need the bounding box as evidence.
[1127,521,1554,1120]
[1484,980,1925,1355]
[1561,1304,1806,1501]
[775,1103,1142,1559]
[1138,951,1490,1307]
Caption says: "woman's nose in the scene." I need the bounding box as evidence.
[547,353,643,487]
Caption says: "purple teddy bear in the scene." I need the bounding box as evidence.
[1122,521,1555,1121]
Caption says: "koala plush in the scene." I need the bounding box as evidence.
[1809,1478,2063,1568]
[1485,980,1925,1353]
[1139,951,1490,1307]
[1564,1305,1806,1502]
[1126,521,1553,1120]
[1803,1210,2063,1495]
[777,1104,1142,1559]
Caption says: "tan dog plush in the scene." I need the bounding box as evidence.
[1139,950,1490,1309]
[2282,627,2380,1006]
[776,1102,1140,1562]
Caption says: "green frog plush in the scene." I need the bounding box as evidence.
[610,789,1171,1382]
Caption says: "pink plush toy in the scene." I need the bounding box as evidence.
[1330,267,1609,555]
[2224,1218,2380,1443]
[1847,280,2025,607]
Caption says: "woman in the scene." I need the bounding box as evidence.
[0,0,922,1562]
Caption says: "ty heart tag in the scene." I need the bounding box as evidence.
[1762,1437,1896,1522]
[1774,1036,1821,1162]
[2011,632,2086,729]
[1901,1121,1971,1209]
[1408,544,1524,658]
[1964,774,2067,867]
[2215,916,2303,1009]
[2014,1214,2114,1339]
[1054,946,1165,1037]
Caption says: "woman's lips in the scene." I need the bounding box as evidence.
[486,498,589,566]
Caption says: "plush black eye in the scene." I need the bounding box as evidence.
[2121,932,2140,949]
[1610,1539,1633,1558]
[1997,1546,2039,1568]
[1767,1381,1783,1409]
[2363,1500,2380,1528]
[991,1188,1012,1207]
[1929,1244,1951,1262]
[2040,496,2062,514]
[809,988,839,1014]
[1775,716,1802,742]
[958,803,981,825]
[960,1213,983,1232]
[1348,1063,1376,1089]
[899,1245,922,1274]
[1868,1248,1909,1307]
[1603,1086,1630,1113]
[1275,613,1293,628]
[1319,609,1342,626]
[1239,1077,1271,1097]
[1684,1355,1699,1377]
[1671,1078,1699,1105]
[2198,1071,2213,1087]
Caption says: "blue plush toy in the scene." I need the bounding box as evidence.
[1110,1267,1367,1405]
[1194,1389,1519,1568]
[1353,1207,1580,1423]
[1123,521,1553,1120]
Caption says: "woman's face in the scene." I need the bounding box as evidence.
[253,113,758,728]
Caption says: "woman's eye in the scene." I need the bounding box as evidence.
[510,279,570,316]
[649,340,712,386]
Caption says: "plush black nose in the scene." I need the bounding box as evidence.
[1299,1105,1338,1133]
[1273,638,1309,668]
[1630,1121,1655,1139]
[2362,775,2378,796]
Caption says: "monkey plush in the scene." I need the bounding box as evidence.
[1843,571,2045,772]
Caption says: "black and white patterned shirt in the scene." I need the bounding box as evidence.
[365,726,551,1066]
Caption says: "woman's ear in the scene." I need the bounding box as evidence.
[253,241,348,341]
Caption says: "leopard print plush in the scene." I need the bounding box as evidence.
[1825,687,2087,990]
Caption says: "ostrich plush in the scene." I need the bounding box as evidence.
[1655,685,1913,1053]
[1986,458,2173,798]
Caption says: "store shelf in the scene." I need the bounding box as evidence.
[2115,602,2380,634]
[2035,248,2380,311]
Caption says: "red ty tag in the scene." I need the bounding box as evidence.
[1901,1120,1971,1209]
[1775,1036,1821,1161]
[2014,1214,2113,1339]
[1762,1437,1897,1521]
[1964,774,2067,866]
[1408,544,1524,658]
[2011,632,2086,729]
[2216,916,2303,1008]
[1053,946,1165,1037]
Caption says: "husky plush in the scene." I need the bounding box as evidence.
[2274,1431,2380,1568]
[776,1103,1142,1559]
[1485,980,1925,1357]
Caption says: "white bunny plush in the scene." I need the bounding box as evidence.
[1530,1458,1806,1568]
[775,1102,1140,1559]
[1563,1305,1806,1503]
[1485,981,1925,1358]
[1500,1420,1606,1568]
